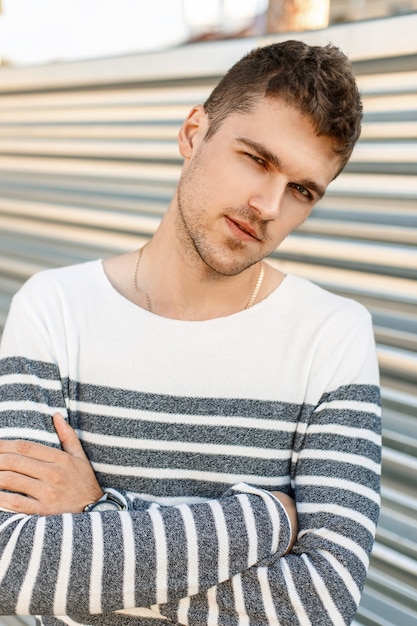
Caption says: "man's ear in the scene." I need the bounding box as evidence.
[178,105,208,159]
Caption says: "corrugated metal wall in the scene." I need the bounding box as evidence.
[0,14,416,626]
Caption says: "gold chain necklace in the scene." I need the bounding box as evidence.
[133,246,153,312]
[245,262,265,309]
[133,246,265,313]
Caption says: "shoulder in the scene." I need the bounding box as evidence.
[280,276,379,393]
[16,260,103,300]
[11,260,105,321]
[283,274,371,325]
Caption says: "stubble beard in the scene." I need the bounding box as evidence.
[176,186,268,278]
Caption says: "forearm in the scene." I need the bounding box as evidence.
[161,496,378,626]
[0,483,291,616]
[0,371,290,615]
[158,384,382,626]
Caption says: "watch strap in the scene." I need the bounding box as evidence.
[83,491,127,512]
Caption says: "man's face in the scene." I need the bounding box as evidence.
[175,97,341,277]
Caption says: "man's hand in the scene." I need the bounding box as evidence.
[271,491,298,553]
[0,413,298,554]
[0,413,103,515]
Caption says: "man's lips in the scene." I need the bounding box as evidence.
[225,216,262,241]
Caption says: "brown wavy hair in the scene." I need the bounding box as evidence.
[204,40,362,173]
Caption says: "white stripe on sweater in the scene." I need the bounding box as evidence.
[281,559,311,625]
[301,555,345,625]
[149,507,168,605]
[236,494,258,566]
[232,573,249,626]
[297,502,377,535]
[0,427,61,443]
[90,463,290,487]
[78,430,291,460]
[0,401,66,417]
[178,503,200,596]
[177,595,190,625]
[299,449,380,473]
[0,372,62,389]
[231,484,284,555]
[120,510,136,609]
[320,549,361,605]
[206,585,219,625]
[306,529,370,569]
[89,513,104,614]
[208,500,229,583]
[15,515,46,614]
[68,399,299,432]
[314,400,381,416]
[0,514,32,586]
[257,566,282,626]
[296,476,380,505]
[306,423,381,443]
[53,615,88,626]
[53,514,73,615]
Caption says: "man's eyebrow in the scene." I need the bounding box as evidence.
[236,137,282,169]
[235,136,326,200]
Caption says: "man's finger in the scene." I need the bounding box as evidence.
[0,450,59,483]
[0,470,41,501]
[0,438,59,462]
[52,413,88,459]
[0,489,43,516]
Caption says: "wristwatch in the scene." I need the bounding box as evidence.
[83,492,127,512]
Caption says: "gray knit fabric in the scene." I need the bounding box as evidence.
[0,261,381,625]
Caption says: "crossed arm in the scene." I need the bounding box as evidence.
[0,399,380,625]
[0,413,298,544]
[0,442,293,616]
[0,417,299,621]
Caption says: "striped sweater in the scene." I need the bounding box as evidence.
[0,260,381,626]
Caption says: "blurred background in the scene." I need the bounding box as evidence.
[1,0,417,66]
[0,2,416,625]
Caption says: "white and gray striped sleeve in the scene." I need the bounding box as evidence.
[158,381,381,626]
[0,482,292,617]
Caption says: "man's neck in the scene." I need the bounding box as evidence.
[136,233,266,320]
[103,208,284,321]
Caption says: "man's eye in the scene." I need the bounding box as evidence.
[247,153,266,167]
[289,182,312,199]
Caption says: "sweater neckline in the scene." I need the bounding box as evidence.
[97,259,291,325]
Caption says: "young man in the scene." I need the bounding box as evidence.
[0,41,381,625]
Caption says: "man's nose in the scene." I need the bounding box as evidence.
[248,176,287,220]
